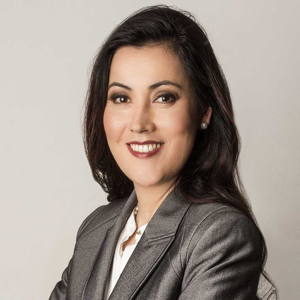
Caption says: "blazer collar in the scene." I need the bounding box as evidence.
[142,186,191,242]
[83,184,192,300]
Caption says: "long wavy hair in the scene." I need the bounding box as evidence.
[83,4,278,299]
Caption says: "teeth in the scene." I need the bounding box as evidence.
[129,143,162,153]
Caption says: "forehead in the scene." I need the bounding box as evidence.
[109,45,189,88]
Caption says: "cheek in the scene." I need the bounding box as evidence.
[103,109,124,141]
[161,108,196,140]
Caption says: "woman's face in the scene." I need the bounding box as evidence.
[104,45,199,189]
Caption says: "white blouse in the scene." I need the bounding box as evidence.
[104,207,148,300]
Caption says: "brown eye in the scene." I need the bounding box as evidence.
[108,94,130,104]
[155,93,179,104]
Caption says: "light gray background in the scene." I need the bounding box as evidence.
[0,0,299,299]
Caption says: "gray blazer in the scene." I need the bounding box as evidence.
[49,187,276,300]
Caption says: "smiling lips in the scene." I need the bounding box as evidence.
[126,141,164,159]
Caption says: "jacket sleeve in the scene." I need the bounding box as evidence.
[257,273,278,300]
[49,258,72,300]
[48,205,105,300]
[178,208,264,300]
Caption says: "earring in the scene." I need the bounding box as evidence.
[200,122,208,130]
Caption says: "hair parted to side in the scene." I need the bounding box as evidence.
[83,5,277,298]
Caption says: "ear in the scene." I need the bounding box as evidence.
[198,107,212,130]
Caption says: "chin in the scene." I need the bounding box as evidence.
[128,173,163,188]
[132,178,161,188]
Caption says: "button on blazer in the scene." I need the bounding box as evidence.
[49,186,275,300]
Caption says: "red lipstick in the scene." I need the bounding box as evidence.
[126,141,164,159]
[127,140,163,145]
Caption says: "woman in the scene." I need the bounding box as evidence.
[49,5,277,300]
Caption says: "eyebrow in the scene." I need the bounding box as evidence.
[108,80,182,91]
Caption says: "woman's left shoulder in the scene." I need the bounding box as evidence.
[186,201,257,228]
[178,202,264,299]
[184,201,263,250]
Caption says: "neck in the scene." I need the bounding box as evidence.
[134,178,179,228]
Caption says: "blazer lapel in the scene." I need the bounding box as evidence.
[109,186,191,300]
[82,189,138,300]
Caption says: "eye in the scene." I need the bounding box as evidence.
[108,94,130,104]
[107,92,179,104]
[155,92,179,104]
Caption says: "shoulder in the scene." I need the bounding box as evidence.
[177,202,264,298]
[184,201,259,233]
[76,195,128,240]
[183,202,263,257]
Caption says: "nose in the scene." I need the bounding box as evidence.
[128,102,155,133]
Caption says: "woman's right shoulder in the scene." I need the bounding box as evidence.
[75,195,128,240]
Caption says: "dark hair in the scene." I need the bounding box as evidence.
[83,4,278,299]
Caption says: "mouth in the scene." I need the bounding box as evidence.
[126,142,164,159]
